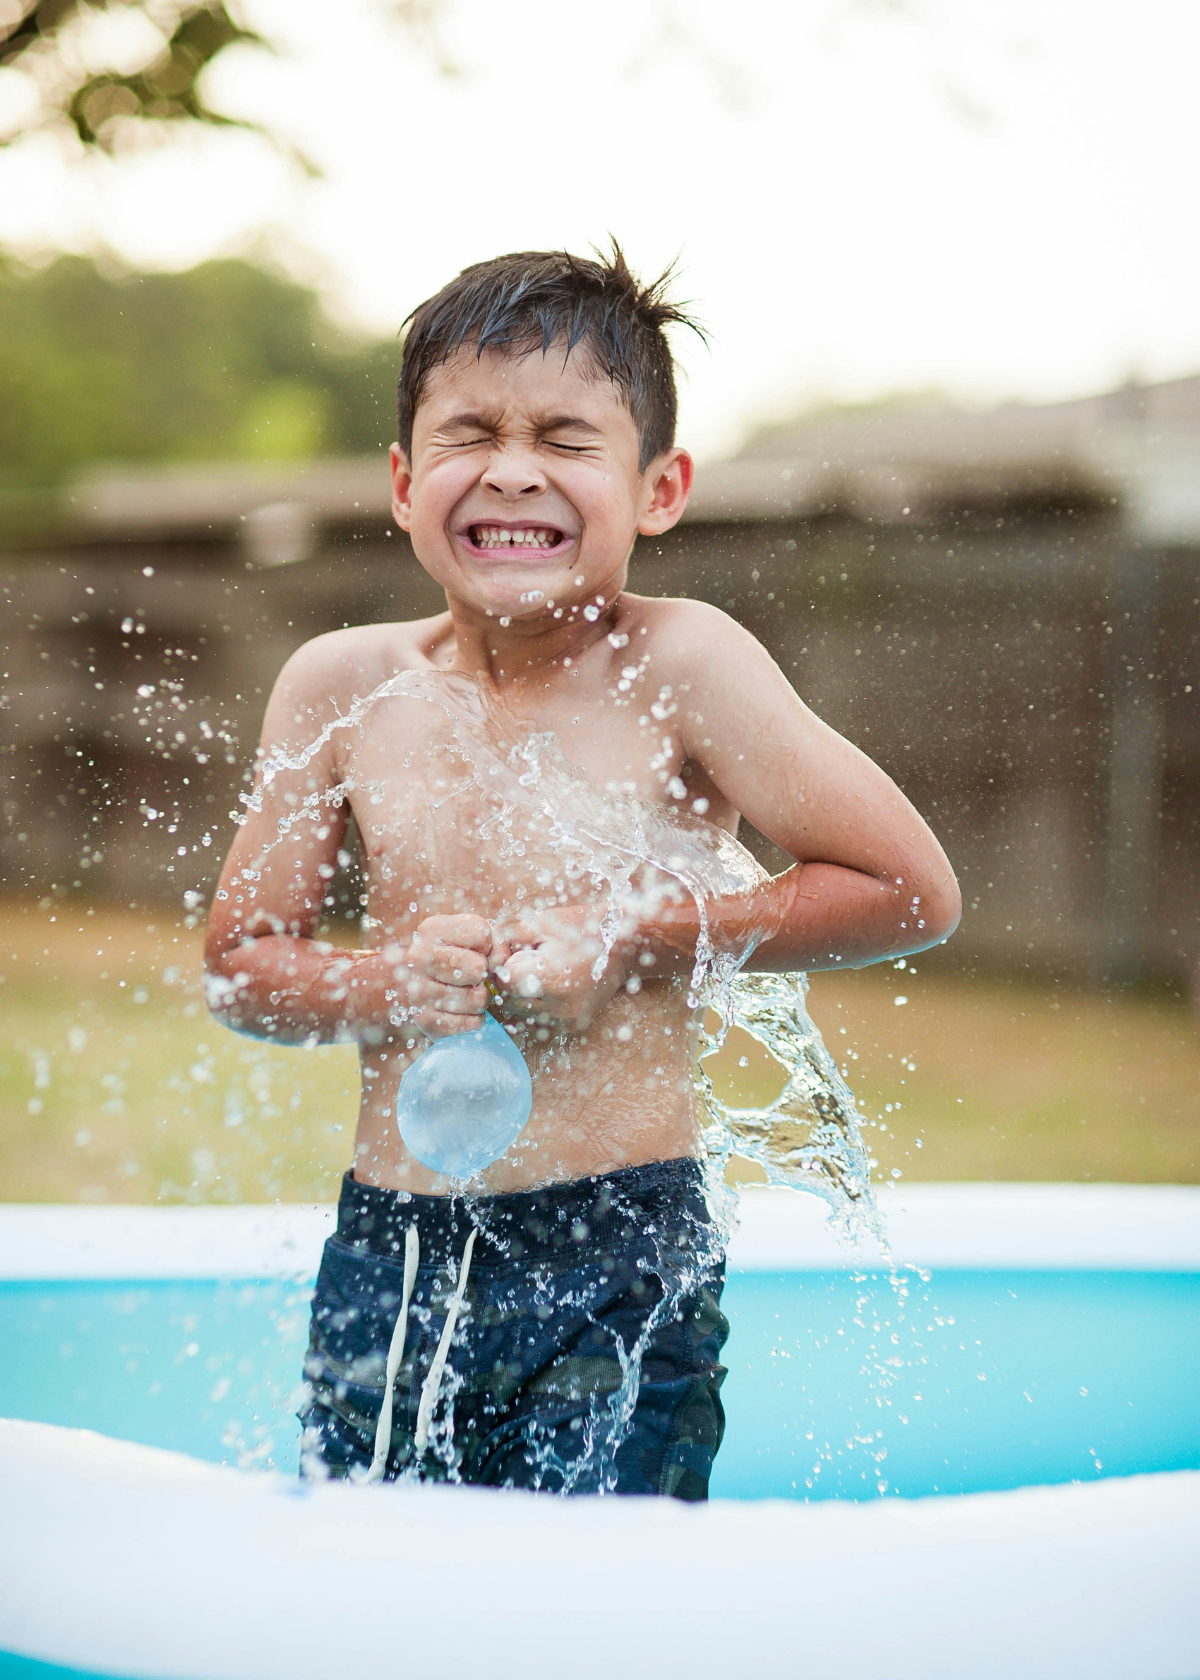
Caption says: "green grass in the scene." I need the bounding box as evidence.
[0,903,358,1204]
[0,900,1196,1204]
[724,964,1200,1185]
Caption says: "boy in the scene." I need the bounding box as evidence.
[204,246,960,1499]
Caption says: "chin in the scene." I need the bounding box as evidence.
[470,573,572,615]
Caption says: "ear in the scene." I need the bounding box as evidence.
[637,447,693,537]
[390,442,413,531]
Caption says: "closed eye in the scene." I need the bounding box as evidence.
[546,432,607,454]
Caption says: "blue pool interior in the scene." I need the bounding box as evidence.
[1,1269,1197,1500]
[0,1657,113,1679]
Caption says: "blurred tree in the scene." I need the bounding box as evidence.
[0,253,400,487]
[387,0,461,80]
[0,1,286,155]
[0,1,458,158]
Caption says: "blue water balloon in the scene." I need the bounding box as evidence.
[395,1011,533,1181]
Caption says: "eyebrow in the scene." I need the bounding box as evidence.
[438,410,502,433]
[436,410,604,437]
[534,414,603,436]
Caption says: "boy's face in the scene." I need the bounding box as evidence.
[390,343,691,624]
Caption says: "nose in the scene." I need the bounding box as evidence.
[480,442,546,502]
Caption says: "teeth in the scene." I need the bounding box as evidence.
[472,526,561,549]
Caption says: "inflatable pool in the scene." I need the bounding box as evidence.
[2,1185,1199,1679]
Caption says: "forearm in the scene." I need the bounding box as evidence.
[745,862,945,970]
[205,936,399,1046]
[626,861,958,979]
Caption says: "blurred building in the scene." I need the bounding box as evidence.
[2,376,1198,985]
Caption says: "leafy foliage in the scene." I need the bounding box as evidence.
[0,1,275,153]
[0,253,400,487]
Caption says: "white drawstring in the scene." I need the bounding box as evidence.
[367,1222,419,1483]
[367,1222,478,1482]
[414,1227,477,1458]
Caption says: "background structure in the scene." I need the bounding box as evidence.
[4,372,1197,988]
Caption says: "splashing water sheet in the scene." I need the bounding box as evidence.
[221,668,885,1493]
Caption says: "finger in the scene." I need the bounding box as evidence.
[424,946,489,986]
[495,916,537,951]
[432,981,489,1013]
[405,975,488,1010]
[400,943,485,984]
[415,914,493,953]
[416,1007,486,1037]
[503,962,545,1000]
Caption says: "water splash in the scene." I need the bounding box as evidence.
[698,972,877,1237]
[236,668,883,1489]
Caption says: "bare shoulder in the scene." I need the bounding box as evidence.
[271,615,446,704]
[263,614,450,745]
[618,593,772,676]
[617,593,805,766]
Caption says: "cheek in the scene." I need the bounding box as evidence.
[572,472,633,533]
[415,463,475,528]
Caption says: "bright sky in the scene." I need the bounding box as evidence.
[1,0,1198,459]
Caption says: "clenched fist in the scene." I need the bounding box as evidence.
[491,905,630,1032]
[389,914,493,1039]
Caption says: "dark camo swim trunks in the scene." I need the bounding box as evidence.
[298,1159,728,1499]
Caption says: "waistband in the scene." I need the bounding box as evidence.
[334,1158,713,1267]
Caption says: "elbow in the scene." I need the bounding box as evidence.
[202,962,243,1029]
[202,945,230,1021]
[202,936,250,1032]
[913,871,962,949]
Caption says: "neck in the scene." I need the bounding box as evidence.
[443,574,626,689]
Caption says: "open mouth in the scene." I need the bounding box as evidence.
[463,524,571,555]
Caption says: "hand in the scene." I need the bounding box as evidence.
[491,905,629,1032]
[388,914,492,1039]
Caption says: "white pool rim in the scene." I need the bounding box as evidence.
[1,1182,1199,1280]
[0,1419,1198,1680]
[2,1185,1198,1680]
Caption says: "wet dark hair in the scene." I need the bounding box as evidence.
[396,243,704,470]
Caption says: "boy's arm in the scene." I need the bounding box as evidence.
[496,603,960,1021]
[641,601,962,974]
[203,637,488,1045]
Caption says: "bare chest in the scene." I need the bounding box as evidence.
[337,686,686,931]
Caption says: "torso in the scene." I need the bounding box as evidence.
[333,599,738,1195]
